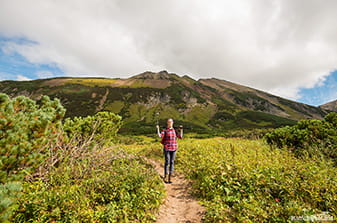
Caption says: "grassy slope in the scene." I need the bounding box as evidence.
[0,74,327,134]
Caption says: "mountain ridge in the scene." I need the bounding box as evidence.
[320,99,337,112]
[0,70,330,134]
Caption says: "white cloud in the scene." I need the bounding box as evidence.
[16,75,31,81]
[36,70,54,79]
[1,0,337,99]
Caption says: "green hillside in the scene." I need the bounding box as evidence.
[0,70,327,134]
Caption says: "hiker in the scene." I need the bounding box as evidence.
[156,118,183,183]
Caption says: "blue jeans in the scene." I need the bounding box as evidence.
[163,149,176,175]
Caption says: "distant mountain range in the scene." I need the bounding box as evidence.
[0,70,333,134]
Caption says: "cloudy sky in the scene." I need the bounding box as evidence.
[0,0,337,106]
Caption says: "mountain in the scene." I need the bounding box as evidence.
[0,70,328,134]
[320,100,337,112]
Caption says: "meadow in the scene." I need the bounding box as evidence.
[1,93,336,222]
[125,137,337,222]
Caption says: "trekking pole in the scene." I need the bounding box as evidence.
[155,112,160,127]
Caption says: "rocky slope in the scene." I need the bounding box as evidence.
[320,100,337,112]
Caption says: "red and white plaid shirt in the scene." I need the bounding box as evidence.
[161,127,182,151]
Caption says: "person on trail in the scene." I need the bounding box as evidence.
[156,118,183,184]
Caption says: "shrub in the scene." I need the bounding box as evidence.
[0,93,65,221]
[13,147,164,222]
[0,182,22,222]
[63,111,122,146]
[0,93,65,182]
[265,113,337,163]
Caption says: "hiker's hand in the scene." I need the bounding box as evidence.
[156,125,159,129]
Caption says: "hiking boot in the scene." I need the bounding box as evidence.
[168,173,173,184]
[163,174,168,183]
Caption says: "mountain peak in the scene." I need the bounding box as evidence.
[131,70,179,80]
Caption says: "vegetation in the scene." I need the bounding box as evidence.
[209,111,296,131]
[132,138,337,222]
[1,92,336,222]
[0,93,65,182]
[265,112,337,164]
[63,111,123,146]
[13,146,163,222]
[0,94,164,222]
[0,93,65,221]
[65,78,119,87]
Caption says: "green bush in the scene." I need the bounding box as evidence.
[63,111,122,146]
[265,113,337,163]
[0,182,22,222]
[0,93,65,221]
[0,93,65,181]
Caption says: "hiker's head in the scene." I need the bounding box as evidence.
[167,118,174,128]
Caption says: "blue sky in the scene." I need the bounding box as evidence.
[298,71,337,106]
[1,1,337,106]
[0,37,63,80]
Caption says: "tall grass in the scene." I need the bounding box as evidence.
[133,137,337,222]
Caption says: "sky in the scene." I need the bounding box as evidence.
[0,0,337,106]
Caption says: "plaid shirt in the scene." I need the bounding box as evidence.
[161,127,182,151]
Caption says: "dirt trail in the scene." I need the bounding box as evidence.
[147,159,205,223]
